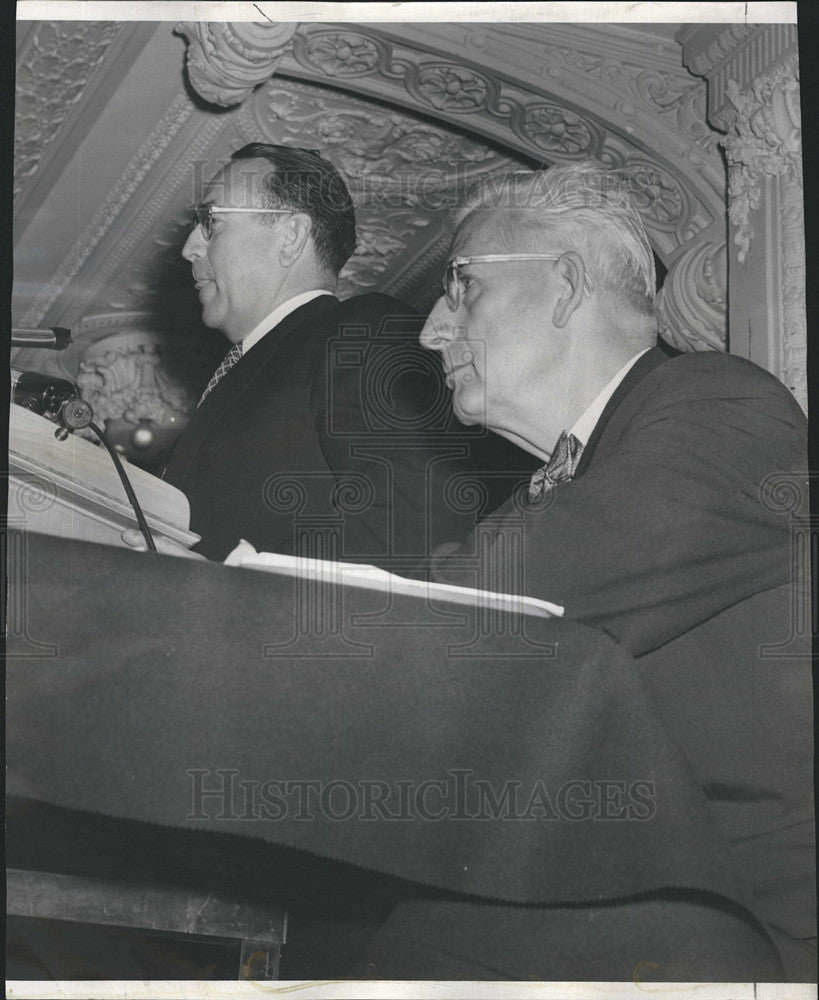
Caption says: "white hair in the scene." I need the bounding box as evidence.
[453,162,657,316]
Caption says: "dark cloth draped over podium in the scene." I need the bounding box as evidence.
[6,533,810,980]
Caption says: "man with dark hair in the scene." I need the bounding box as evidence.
[157,144,473,564]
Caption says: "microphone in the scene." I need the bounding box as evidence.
[11,368,157,553]
[11,368,80,418]
[11,327,72,350]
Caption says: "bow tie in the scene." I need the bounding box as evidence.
[198,343,243,406]
[528,430,583,502]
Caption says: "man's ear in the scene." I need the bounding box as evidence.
[552,251,588,329]
[278,213,313,268]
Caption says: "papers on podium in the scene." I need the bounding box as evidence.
[225,540,563,619]
[8,402,200,549]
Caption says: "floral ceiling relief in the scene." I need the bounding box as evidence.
[235,77,528,304]
[290,27,605,160]
[15,21,125,200]
[521,103,595,156]
[413,64,490,112]
[242,78,513,193]
[294,31,381,77]
[337,215,432,299]
[178,24,714,262]
[622,162,687,231]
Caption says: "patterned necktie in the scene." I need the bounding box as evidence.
[528,430,583,502]
[198,344,243,406]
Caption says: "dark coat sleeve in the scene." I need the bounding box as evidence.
[432,353,808,655]
[310,293,480,569]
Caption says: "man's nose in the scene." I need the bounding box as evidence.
[181,226,205,261]
[420,297,454,351]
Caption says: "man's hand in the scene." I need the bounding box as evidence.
[121,528,208,560]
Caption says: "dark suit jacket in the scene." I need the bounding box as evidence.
[433,343,808,653]
[163,293,476,563]
[433,343,814,980]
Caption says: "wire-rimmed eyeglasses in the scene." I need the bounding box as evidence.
[442,254,595,312]
[191,204,293,240]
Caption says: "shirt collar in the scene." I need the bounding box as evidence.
[241,290,335,355]
[568,348,651,448]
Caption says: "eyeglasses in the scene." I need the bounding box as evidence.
[191,204,293,240]
[442,254,595,312]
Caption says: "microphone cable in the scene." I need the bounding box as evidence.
[87,420,157,553]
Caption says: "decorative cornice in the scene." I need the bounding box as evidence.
[461,23,685,73]
[174,20,297,107]
[722,52,801,264]
[283,27,713,251]
[656,239,727,352]
[678,22,798,131]
[288,28,607,160]
[173,21,723,234]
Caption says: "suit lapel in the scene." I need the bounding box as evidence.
[164,295,339,482]
[574,339,680,478]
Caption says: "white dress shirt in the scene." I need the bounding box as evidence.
[241,289,335,355]
[568,348,651,449]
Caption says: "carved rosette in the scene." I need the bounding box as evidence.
[722,54,802,264]
[656,241,727,352]
[522,103,594,155]
[414,64,490,112]
[174,21,297,107]
[292,30,381,77]
[290,27,605,162]
[621,161,688,231]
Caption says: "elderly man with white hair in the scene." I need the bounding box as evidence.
[417,162,814,982]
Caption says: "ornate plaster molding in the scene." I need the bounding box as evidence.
[288,27,607,160]
[19,91,234,330]
[285,29,712,253]
[656,240,727,352]
[236,77,523,303]
[173,22,722,253]
[174,21,297,106]
[76,329,195,427]
[722,53,801,264]
[678,22,797,131]
[535,38,718,157]
[14,21,125,201]
[316,22,722,173]
[240,76,513,197]
[778,167,807,409]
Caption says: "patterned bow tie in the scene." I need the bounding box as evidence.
[198,343,243,406]
[528,430,583,502]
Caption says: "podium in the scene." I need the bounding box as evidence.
[7,402,199,549]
